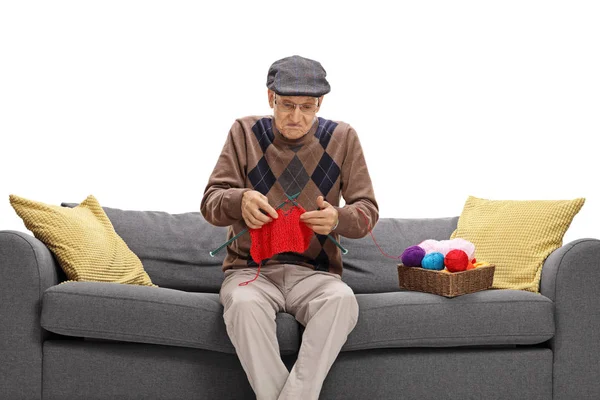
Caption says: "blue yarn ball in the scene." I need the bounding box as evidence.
[421,252,445,270]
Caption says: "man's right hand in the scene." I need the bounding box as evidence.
[241,190,279,229]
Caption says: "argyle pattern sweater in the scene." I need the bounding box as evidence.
[200,115,379,277]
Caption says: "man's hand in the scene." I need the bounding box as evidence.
[300,196,339,235]
[241,190,279,229]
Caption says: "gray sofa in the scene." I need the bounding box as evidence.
[1,202,599,400]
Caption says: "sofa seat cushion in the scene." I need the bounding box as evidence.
[41,281,301,355]
[342,289,554,351]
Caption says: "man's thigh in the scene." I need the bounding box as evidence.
[284,266,357,326]
[219,267,286,316]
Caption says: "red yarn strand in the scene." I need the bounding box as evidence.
[356,208,401,260]
[239,260,261,286]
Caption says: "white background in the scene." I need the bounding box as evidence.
[1,1,598,245]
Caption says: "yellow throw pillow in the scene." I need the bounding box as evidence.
[9,194,158,287]
[450,195,585,293]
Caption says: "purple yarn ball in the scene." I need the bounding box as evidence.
[401,245,426,267]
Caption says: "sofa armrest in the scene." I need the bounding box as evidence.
[0,230,63,400]
[540,238,600,400]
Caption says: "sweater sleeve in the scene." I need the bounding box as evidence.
[200,120,252,227]
[332,125,379,238]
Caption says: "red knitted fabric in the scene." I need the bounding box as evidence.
[249,205,314,264]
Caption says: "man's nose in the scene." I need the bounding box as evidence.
[290,107,303,122]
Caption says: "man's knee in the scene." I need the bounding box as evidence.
[343,288,359,323]
[326,284,359,322]
[223,287,275,321]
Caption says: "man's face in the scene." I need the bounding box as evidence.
[268,90,323,140]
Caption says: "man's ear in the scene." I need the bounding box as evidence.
[317,95,324,110]
[268,90,275,108]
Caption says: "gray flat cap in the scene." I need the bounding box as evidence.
[266,55,331,97]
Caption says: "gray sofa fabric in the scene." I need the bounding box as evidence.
[41,281,553,354]
[60,202,459,294]
[2,200,599,399]
[319,347,553,400]
[539,238,600,399]
[40,281,300,355]
[348,289,553,349]
[60,202,229,293]
[0,231,62,400]
[339,216,460,293]
[43,340,552,400]
[43,340,257,400]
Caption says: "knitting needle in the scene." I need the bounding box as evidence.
[209,191,301,257]
[284,192,349,255]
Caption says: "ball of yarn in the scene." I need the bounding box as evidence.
[444,249,469,272]
[419,238,476,258]
[417,239,439,254]
[421,252,445,270]
[447,238,476,259]
[401,245,426,267]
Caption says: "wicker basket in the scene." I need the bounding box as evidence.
[397,263,496,297]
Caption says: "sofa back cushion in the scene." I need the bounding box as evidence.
[341,216,459,293]
[61,202,457,293]
[61,202,228,292]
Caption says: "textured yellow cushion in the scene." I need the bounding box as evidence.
[450,195,585,293]
[9,194,157,287]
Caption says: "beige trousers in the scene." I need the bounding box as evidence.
[219,263,359,400]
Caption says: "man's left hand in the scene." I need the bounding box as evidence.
[300,196,339,235]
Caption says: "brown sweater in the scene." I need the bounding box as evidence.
[200,114,379,277]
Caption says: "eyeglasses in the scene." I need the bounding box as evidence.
[274,95,320,114]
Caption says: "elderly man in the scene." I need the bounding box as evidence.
[200,55,379,400]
